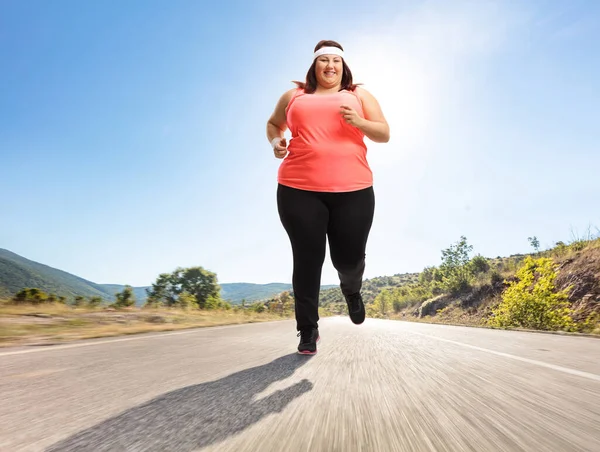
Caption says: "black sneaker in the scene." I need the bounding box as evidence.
[297,328,319,355]
[345,292,365,324]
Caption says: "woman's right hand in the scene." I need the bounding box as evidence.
[272,137,288,159]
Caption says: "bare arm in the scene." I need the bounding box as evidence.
[355,87,390,143]
[266,89,295,142]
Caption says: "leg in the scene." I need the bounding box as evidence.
[277,184,328,331]
[327,187,375,296]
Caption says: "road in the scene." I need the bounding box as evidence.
[0,317,599,451]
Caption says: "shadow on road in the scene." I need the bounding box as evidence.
[46,353,313,452]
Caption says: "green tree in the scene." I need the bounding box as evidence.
[438,236,474,294]
[373,289,393,316]
[146,273,179,307]
[528,236,540,253]
[419,266,442,286]
[489,256,574,331]
[113,286,136,308]
[418,266,443,295]
[180,267,220,309]
[146,266,220,309]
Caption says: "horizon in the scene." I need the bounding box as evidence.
[1,0,599,287]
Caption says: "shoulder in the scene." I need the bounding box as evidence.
[284,87,300,99]
[354,86,376,102]
[353,86,383,112]
[272,88,301,116]
[279,88,302,105]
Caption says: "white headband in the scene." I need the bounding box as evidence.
[313,46,344,59]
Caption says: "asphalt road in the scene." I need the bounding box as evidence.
[1,317,599,451]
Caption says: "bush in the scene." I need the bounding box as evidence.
[570,241,587,252]
[73,296,85,307]
[552,241,568,258]
[88,296,104,308]
[469,255,490,275]
[490,271,503,286]
[373,289,393,316]
[250,302,266,313]
[177,291,198,310]
[12,288,51,305]
[438,236,474,295]
[488,257,575,331]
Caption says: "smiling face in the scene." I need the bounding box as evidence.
[314,54,344,90]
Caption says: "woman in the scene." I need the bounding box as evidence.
[266,40,390,355]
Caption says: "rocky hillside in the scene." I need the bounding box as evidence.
[376,237,600,334]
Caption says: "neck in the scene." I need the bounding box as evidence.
[315,84,342,94]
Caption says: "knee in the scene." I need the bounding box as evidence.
[332,254,365,274]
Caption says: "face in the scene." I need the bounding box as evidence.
[314,54,343,89]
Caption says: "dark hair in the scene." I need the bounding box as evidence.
[293,40,359,94]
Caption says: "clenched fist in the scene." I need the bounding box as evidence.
[272,137,288,159]
[339,105,365,128]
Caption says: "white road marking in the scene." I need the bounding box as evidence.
[410,331,600,383]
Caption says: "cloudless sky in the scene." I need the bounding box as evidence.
[1,0,599,287]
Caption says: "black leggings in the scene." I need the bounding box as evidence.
[277,183,375,331]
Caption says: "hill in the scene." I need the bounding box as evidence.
[220,282,337,304]
[219,283,292,303]
[0,249,333,305]
[0,249,114,301]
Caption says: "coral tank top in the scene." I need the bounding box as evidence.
[277,88,372,192]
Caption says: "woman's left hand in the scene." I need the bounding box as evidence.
[339,105,364,128]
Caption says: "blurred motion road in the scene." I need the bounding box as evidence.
[1,317,599,451]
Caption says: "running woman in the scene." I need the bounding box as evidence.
[266,40,390,354]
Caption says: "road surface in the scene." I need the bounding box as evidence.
[0,317,599,451]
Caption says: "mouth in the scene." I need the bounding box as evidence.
[323,71,337,78]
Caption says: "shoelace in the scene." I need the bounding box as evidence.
[297,330,313,343]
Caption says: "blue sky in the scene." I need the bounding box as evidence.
[1,0,599,288]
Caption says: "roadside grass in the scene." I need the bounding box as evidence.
[0,301,290,347]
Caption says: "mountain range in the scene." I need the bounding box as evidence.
[0,248,336,305]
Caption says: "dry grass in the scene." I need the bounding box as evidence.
[0,303,290,347]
